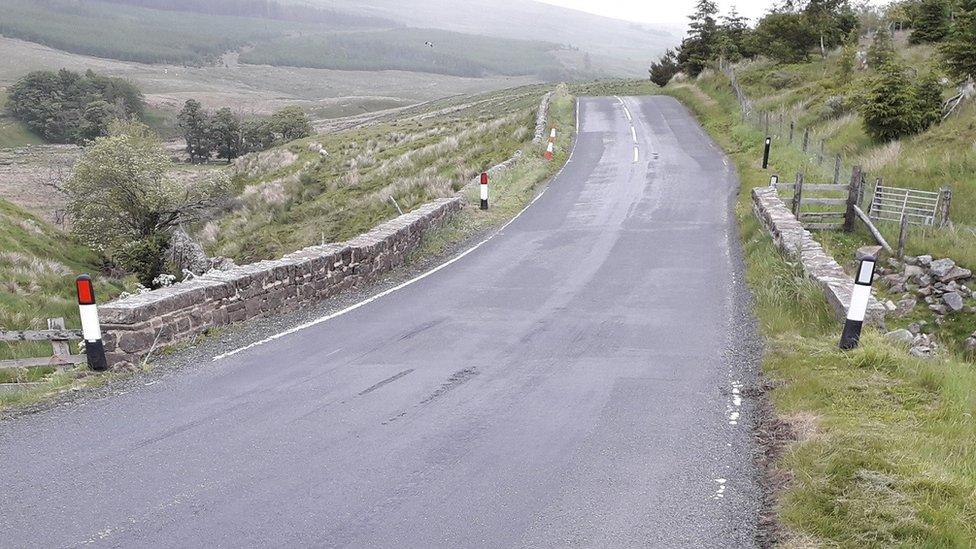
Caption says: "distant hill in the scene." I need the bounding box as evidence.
[318,0,678,76]
[96,0,397,28]
[0,0,600,79]
[240,28,579,80]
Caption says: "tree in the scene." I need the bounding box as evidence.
[6,69,143,144]
[804,0,859,57]
[867,27,895,68]
[860,62,922,141]
[65,120,230,285]
[177,99,213,162]
[649,49,680,86]
[941,0,976,79]
[242,119,275,153]
[910,0,950,43]
[680,0,720,76]
[718,6,753,60]
[914,72,945,131]
[269,106,312,143]
[210,107,243,162]
[752,11,818,63]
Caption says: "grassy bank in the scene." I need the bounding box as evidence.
[413,85,575,256]
[730,33,976,269]
[207,85,552,263]
[641,75,976,545]
[0,198,127,407]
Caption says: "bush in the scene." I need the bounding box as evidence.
[649,49,680,87]
[65,120,230,284]
[819,95,848,119]
[860,63,945,141]
[115,234,170,287]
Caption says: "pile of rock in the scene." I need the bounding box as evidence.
[877,255,975,357]
[877,255,974,318]
[884,325,939,358]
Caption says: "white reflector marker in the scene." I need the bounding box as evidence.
[839,249,878,350]
[480,172,489,210]
[549,127,556,142]
[76,274,109,371]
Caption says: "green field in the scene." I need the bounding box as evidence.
[240,28,571,79]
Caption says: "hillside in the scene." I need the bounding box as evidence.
[729,33,975,267]
[0,0,624,80]
[240,28,577,79]
[320,0,678,76]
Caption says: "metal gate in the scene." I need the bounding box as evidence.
[868,185,942,226]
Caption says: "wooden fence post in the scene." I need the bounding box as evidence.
[843,166,863,233]
[793,172,804,217]
[48,318,70,359]
[896,212,909,258]
[818,139,825,165]
[789,121,794,143]
[764,112,770,135]
[833,154,842,184]
[802,128,810,152]
[939,186,952,228]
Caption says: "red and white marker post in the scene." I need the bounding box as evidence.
[76,274,108,371]
[480,172,489,210]
[544,141,554,160]
[549,127,556,142]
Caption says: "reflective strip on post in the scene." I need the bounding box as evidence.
[839,257,876,350]
[479,172,489,210]
[76,274,109,371]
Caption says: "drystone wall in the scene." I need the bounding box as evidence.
[100,199,461,367]
[752,186,886,325]
[98,89,554,367]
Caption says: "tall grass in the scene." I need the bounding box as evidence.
[207,85,549,263]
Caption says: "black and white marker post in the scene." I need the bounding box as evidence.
[769,174,779,187]
[839,248,879,350]
[76,274,109,371]
[762,136,771,169]
[479,171,489,210]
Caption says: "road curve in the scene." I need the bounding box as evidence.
[0,96,761,548]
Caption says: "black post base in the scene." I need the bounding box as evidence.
[839,319,863,350]
[480,199,488,210]
[85,339,110,371]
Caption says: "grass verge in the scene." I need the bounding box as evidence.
[637,75,976,546]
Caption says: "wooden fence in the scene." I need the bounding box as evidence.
[770,167,864,232]
[0,318,85,392]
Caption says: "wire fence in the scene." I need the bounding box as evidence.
[717,58,953,231]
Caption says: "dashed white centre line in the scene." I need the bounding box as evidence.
[630,127,637,143]
[633,146,639,163]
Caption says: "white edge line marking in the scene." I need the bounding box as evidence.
[633,146,639,163]
[213,110,583,363]
[631,127,637,143]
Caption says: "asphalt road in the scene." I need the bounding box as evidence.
[0,96,761,548]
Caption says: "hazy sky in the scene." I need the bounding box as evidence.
[536,0,775,28]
